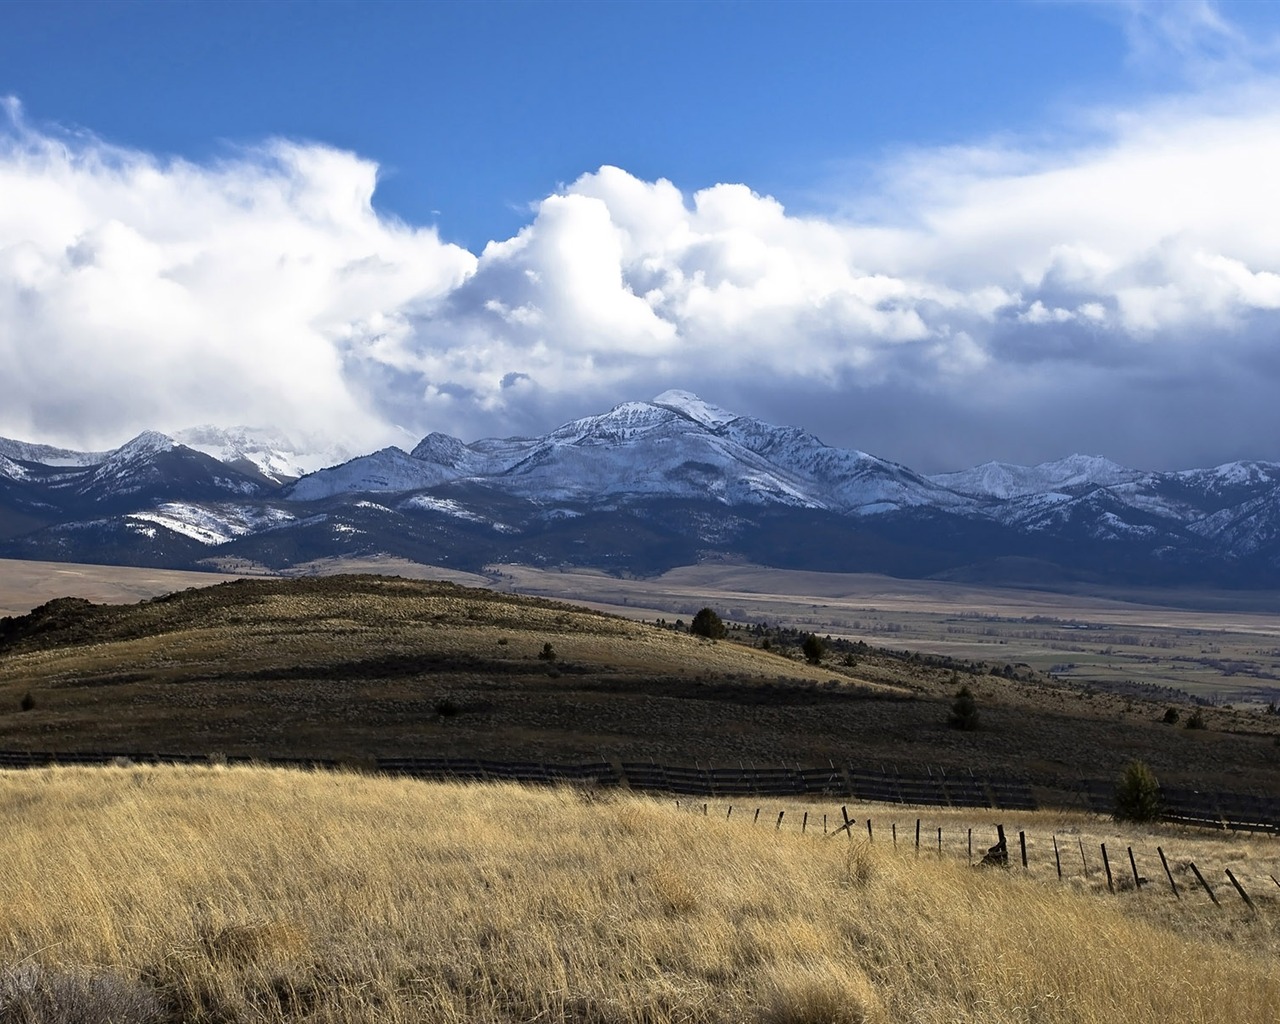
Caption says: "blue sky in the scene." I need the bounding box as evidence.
[4,1,1280,471]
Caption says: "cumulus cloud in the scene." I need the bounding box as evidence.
[5,58,1280,470]
[0,98,474,450]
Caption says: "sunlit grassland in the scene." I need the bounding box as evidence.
[1,765,1277,1023]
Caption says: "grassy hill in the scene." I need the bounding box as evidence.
[0,764,1276,1023]
[1,574,1278,796]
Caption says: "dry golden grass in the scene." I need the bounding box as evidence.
[0,765,1276,1023]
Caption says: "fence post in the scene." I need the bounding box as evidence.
[1019,831,1028,869]
[841,805,853,840]
[1128,847,1146,889]
[753,807,760,825]
[892,822,897,848]
[727,805,733,819]
[802,811,808,835]
[938,826,943,855]
[703,803,708,816]
[1053,835,1062,880]
[1157,847,1179,899]
[1101,843,1114,893]
[823,814,827,834]
[867,819,873,842]
[1225,868,1255,912]
[1079,837,1088,878]
[968,828,973,865]
[915,818,921,855]
[1189,862,1219,906]
[776,810,785,831]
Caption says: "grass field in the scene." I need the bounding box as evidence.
[3,572,1280,796]
[1,764,1277,1023]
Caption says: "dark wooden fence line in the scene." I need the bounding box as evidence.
[3,749,1278,837]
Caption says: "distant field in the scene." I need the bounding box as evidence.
[494,563,1280,708]
[8,555,1280,708]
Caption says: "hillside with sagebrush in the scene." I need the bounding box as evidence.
[2,575,1279,796]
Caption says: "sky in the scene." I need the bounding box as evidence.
[3,0,1280,473]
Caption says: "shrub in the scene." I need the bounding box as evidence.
[19,691,35,712]
[1114,760,1162,822]
[1162,706,1180,725]
[1185,708,1207,730]
[948,686,979,730]
[0,964,165,1024]
[537,642,556,661]
[801,634,826,665]
[690,608,726,639]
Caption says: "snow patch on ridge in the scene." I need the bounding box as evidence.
[127,503,296,545]
[0,454,29,481]
[401,495,487,523]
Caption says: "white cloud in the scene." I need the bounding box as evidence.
[0,100,474,450]
[6,56,1280,470]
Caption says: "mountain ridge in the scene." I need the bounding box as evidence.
[2,393,1279,587]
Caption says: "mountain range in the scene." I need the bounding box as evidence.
[3,389,1279,588]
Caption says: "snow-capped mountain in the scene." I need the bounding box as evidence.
[173,426,353,484]
[3,392,1280,587]
[929,455,1142,500]
[302,389,961,514]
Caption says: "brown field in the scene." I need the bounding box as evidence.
[0,764,1276,1024]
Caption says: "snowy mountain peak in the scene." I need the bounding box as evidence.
[174,425,353,483]
[111,431,179,462]
[1175,460,1280,488]
[1037,454,1134,485]
[651,390,738,429]
[410,431,471,467]
[930,454,1140,499]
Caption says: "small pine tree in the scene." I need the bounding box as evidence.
[801,634,826,665]
[537,642,556,661]
[1185,708,1207,730]
[948,686,979,730]
[19,692,35,712]
[690,608,726,639]
[1114,760,1161,822]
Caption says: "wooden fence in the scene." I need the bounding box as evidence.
[677,799,1278,913]
[0,749,1276,835]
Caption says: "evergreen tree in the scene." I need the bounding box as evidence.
[948,685,979,730]
[1114,760,1162,822]
[690,607,726,639]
